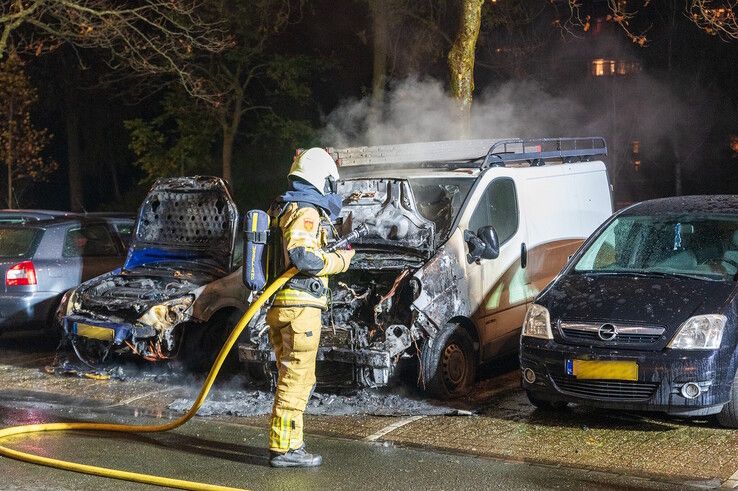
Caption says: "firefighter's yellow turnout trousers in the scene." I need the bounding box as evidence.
[268,203,352,453]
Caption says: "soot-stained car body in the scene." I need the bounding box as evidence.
[520,195,738,426]
[58,177,246,366]
[239,138,613,397]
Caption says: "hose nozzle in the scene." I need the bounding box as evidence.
[325,223,369,252]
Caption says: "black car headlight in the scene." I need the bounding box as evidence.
[522,303,553,340]
[668,314,726,350]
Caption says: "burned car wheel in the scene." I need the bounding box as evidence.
[182,310,241,373]
[247,362,274,387]
[421,323,477,399]
[70,337,112,369]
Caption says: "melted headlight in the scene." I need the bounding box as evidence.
[138,296,194,331]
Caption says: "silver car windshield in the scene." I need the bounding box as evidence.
[574,214,738,281]
[0,227,41,258]
[407,177,474,239]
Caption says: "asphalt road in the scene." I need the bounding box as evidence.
[0,403,676,491]
[0,331,732,490]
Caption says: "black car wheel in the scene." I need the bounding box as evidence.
[717,370,738,428]
[526,390,569,411]
[420,323,477,399]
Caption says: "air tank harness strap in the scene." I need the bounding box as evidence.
[285,277,326,298]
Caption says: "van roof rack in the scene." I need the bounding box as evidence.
[330,137,607,170]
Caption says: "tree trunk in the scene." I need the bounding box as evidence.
[65,102,83,212]
[222,126,236,184]
[108,159,122,203]
[369,0,389,126]
[6,98,13,208]
[448,0,485,137]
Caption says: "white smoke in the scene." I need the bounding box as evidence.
[320,77,587,147]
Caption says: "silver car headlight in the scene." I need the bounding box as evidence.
[138,296,194,331]
[522,303,553,339]
[668,314,727,350]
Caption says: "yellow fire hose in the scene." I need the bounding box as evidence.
[0,267,298,491]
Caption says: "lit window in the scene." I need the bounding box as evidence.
[591,58,640,77]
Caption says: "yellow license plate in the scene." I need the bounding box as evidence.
[75,323,114,341]
[571,359,638,381]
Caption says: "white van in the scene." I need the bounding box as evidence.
[239,138,613,398]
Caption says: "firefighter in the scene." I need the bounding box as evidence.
[267,147,354,467]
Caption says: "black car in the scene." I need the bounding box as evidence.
[520,195,738,426]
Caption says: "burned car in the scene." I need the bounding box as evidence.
[239,138,613,397]
[58,177,246,368]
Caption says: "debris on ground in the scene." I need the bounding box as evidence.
[168,388,474,417]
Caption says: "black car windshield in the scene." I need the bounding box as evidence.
[0,227,41,258]
[407,177,475,238]
[574,214,738,281]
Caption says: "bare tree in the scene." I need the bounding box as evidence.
[566,0,738,45]
[0,52,56,208]
[0,0,231,103]
[180,0,306,183]
[689,0,738,40]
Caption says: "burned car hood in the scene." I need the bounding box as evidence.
[74,266,216,319]
[540,273,736,330]
[125,176,239,273]
[337,178,435,257]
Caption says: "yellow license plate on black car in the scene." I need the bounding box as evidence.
[567,359,638,381]
[75,323,114,341]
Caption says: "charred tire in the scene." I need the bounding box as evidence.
[246,362,273,386]
[526,391,568,411]
[717,370,738,428]
[182,310,241,373]
[420,323,477,399]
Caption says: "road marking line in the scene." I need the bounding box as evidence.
[105,387,181,408]
[364,415,426,442]
[722,469,738,488]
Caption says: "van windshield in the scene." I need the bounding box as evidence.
[574,214,738,281]
[407,177,475,238]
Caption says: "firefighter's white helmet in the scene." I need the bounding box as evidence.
[289,147,339,195]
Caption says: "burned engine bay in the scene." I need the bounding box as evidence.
[326,267,417,358]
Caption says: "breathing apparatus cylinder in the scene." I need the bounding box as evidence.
[243,210,271,291]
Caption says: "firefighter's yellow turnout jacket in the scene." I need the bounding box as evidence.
[272,202,351,309]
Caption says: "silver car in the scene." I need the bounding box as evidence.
[0,210,133,337]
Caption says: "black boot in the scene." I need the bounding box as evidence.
[269,446,322,468]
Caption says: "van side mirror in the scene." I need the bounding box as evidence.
[464,226,500,263]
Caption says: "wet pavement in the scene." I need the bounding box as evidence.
[0,332,735,489]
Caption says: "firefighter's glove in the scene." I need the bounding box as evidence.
[334,249,355,273]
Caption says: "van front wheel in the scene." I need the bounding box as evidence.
[420,323,477,399]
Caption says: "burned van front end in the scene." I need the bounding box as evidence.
[239,173,476,388]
